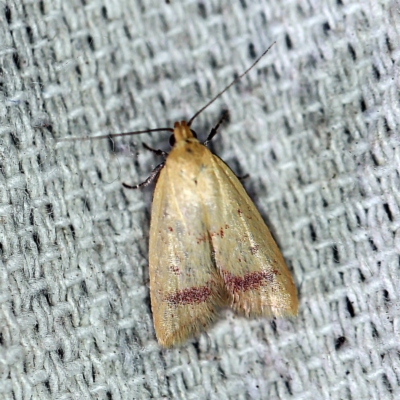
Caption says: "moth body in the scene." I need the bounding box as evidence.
[149,121,298,347]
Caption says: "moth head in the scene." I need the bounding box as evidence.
[169,121,198,146]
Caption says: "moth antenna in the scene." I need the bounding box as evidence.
[187,42,276,127]
[57,127,174,142]
[58,43,275,142]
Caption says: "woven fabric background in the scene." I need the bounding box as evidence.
[1,0,399,399]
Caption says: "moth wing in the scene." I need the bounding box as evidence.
[149,163,228,348]
[208,155,298,318]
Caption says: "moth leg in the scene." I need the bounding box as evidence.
[123,162,165,189]
[237,173,249,181]
[204,109,229,146]
[143,142,168,157]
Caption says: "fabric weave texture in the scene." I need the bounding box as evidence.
[0,0,399,399]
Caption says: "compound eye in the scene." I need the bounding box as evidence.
[169,134,175,147]
[190,129,197,138]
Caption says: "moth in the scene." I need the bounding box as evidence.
[61,43,298,347]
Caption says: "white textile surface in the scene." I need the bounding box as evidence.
[1,0,399,399]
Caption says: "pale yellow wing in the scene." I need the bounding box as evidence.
[148,137,297,347]
[149,155,229,347]
[207,155,298,318]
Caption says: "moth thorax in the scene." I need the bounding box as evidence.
[173,121,194,142]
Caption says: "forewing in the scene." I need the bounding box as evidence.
[149,163,228,347]
[208,156,298,318]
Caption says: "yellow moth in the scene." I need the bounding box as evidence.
[62,44,298,347]
[145,120,298,347]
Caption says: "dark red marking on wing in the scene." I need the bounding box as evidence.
[250,245,259,255]
[169,265,181,275]
[164,285,212,305]
[222,270,278,293]
[210,225,229,238]
[196,233,208,244]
